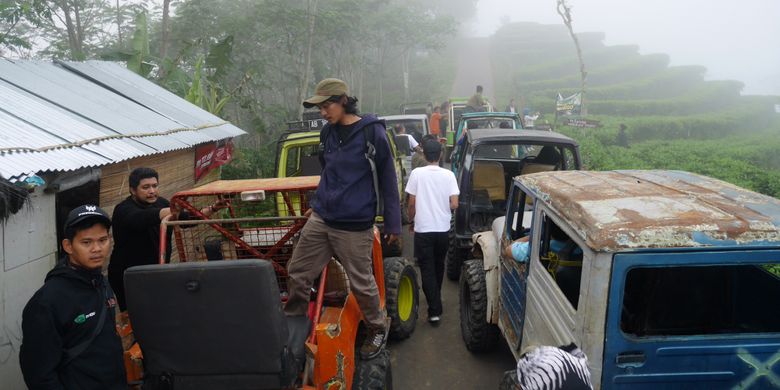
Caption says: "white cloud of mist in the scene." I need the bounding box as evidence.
[469,0,780,95]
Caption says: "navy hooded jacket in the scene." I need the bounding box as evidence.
[313,114,401,235]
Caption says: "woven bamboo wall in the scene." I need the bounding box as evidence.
[99,148,220,216]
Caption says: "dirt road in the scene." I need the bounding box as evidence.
[388,39,515,388]
[388,228,515,389]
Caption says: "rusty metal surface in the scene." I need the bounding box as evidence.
[517,170,780,251]
[173,176,320,197]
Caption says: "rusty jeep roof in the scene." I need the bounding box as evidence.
[517,170,780,251]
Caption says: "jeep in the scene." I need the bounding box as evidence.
[461,170,780,389]
[446,128,581,281]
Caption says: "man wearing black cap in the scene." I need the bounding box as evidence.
[405,139,459,323]
[19,205,126,389]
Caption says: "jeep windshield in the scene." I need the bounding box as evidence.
[466,142,579,233]
[463,117,521,130]
[473,142,579,171]
[385,119,425,142]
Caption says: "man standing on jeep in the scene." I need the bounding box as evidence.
[286,78,401,359]
[467,85,486,112]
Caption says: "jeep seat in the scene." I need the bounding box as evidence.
[472,161,506,203]
[124,259,310,390]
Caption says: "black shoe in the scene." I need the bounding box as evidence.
[360,324,389,359]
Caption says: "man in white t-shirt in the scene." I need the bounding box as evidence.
[405,139,459,324]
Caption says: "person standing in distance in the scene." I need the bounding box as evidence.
[285,78,401,359]
[406,139,459,323]
[430,105,442,136]
[108,167,226,311]
[20,205,126,389]
[467,85,486,112]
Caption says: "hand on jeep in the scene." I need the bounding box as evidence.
[385,233,399,245]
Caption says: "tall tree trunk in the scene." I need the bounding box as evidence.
[401,49,411,102]
[556,0,587,116]
[357,63,364,112]
[160,0,171,60]
[59,1,82,60]
[74,1,84,58]
[377,43,385,112]
[115,0,122,46]
[297,0,319,118]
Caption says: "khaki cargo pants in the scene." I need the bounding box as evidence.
[284,212,386,329]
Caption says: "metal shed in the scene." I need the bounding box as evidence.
[0,59,246,389]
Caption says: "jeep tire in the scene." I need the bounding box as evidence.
[353,349,393,390]
[498,369,520,390]
[446,227,465,281]
[383,257,419,341]
[459,259,499,353]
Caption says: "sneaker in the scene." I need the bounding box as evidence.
[428,315,441,324]
[360,325,389,359]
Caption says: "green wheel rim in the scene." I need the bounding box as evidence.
[398,274,414,322]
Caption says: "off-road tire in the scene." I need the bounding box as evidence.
[401,196,410,225]
[498,369,520,390]
[460,259,500,353]
[383,257,419,341]
[353,349,393,390]
[446,226,464,281]
[380,232,402,258]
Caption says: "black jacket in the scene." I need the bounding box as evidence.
[110,196,172,271]
[19,259,126,389]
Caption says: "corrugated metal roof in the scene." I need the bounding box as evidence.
[517,170,780,251]
[0,59,246,182]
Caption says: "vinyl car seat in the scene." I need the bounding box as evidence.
[124,259,310,389]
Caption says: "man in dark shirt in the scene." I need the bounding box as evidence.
[466,85,486,111]
[20,205,126,389]
[108,167,225,311]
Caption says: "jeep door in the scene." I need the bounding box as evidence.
[498,184,534,354]
[603,250,780,389]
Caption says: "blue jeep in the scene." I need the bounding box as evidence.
[461,170,780,389]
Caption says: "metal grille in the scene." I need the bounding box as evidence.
[164,188,314,294]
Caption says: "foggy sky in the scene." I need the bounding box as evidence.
[470,0,780,95]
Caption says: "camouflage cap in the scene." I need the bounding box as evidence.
[302,78,349,108]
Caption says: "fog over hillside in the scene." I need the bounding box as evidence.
[470,0,780,95]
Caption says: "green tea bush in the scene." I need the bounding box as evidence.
[535,66,706,101]
[516,53,670,92]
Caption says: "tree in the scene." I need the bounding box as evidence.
[556,0,587,115]
[296,0,318,118]
[158,0,170,60]
[0,0,51,55]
